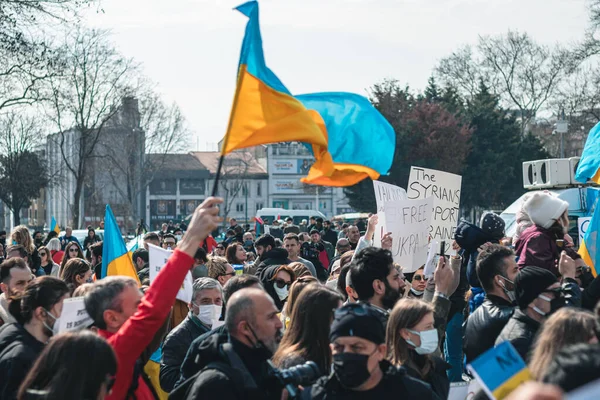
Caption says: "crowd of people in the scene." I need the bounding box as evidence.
[0,192,600,399]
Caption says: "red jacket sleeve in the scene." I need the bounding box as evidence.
[518,233,559,276]
[108,249,193,399]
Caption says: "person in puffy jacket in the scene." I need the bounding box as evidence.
[496,263,581,362]
[514,192,570,276]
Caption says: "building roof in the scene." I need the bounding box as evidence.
[191,151,267,176]
[146,153,210,179]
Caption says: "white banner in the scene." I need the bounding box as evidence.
[373,181,407,246]
[57,297,93,333]
[148,244,194,303]
[383,198,432,273]
[407,167,462,255]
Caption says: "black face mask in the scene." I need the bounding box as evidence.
[549,294,566,315]
[333,352,374,389]
[381,280,401,310]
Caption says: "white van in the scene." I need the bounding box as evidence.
[256,208,326,225]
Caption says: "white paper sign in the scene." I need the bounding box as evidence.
[448,380,481,400]
[407,167,462,255]
[423,239,438,279]
[578,217,591,244]
[384,198,432,273]
[148,244,194,303]
[373,181,408,246]
[58,297,93,333]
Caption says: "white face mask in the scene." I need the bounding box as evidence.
[194,304,222,327]
[274,284,289,301]
[44,309,60,336]
[406,328,439,355]
[175,235,183,241]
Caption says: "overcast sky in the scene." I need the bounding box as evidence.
[83,0,591,150]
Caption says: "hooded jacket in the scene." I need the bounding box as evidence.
[514,225,561,276]
[177,333,281,400]
[455,219,501,289]
[255,248,291,311]
[0,323,45,400]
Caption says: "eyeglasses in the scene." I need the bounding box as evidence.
[413,275,424,281]
[216,246,224,250]
[68,248,79,253]
[39,252,47,256]
[274,279,292,288]
[220,271,236,277]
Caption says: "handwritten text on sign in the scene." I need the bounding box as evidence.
[384,198,432,273]
[407,167,462,253]
[373,181,407,246]
[148,243,194,303]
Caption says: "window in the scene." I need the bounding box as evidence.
[236,203,244,212]
[242,183,248,196]
[256,182,262,197]
[256,203,264,211]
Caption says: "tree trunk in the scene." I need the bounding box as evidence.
[72,178,84,229]
[13,209,20,226]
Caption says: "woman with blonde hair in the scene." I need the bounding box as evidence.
[387,298,450,399]
[529,308,598,380]
[11,225,41,273]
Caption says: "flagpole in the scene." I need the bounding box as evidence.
[212,155,225,196]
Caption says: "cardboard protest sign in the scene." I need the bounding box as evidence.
[407,167,462,255]
[148,244,194,303]
[383,198,432,273]
[373,181,407,246]
[58,297,93,333]
[468,341,530,400]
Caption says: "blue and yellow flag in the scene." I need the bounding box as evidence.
[222,1,332,177]
[222,1,395,187]
[296,92,395,186]
[467,341,530,399]
[576,122,600,183]
[101,205,140,284]
[50,216,60,235]
[579,197,599,277]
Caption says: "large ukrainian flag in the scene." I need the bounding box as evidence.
[579,197,599,277]
[101,205,140,284]
[222,1,395,187]
[222,1,333,177]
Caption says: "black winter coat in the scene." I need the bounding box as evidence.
[160,313,211,392]
[177,325,229,388]
[304,361,441,400]
[404,357,450,400]
[494,309,540,362]
[495,278,581,362]
[179,334,281,400]
[0,323,45,400]
[464,294,515,363]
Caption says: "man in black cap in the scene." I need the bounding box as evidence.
[495,257,581,361]
[305,302,439,399]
